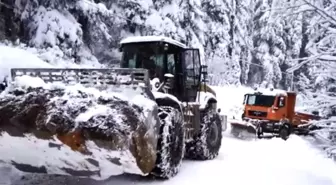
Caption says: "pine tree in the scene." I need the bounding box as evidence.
[247,0,287,89]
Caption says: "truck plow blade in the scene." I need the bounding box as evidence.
[0,68,160,180]
[230,120,258,140]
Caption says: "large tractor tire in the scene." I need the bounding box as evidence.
[151,106,185,179]
[185,108,222,160]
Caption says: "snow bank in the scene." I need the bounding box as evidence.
[24,46,103,68]
[0,45,54,81]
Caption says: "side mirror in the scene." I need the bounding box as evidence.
[150,78,161,91]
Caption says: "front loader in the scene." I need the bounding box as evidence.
[230,90,321,140]
[0,36,225,180]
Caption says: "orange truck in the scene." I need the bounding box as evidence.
[230,90,321,140]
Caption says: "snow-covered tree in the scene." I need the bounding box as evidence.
[290,0,336,117]
[247,0,287,89]
[0,0,333,96]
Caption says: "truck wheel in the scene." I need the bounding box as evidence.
[185,108,222,160]
[279,124,290,140]
[151,106,185,179]
[256,126,263,139]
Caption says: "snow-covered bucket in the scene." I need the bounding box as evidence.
[0,71,161,180]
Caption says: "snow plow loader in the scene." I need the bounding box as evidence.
[0,36,226,180]
[230,90,321,140]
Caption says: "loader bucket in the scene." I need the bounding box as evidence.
[0,68,160,180]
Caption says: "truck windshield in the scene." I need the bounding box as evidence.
[121,43,164,79]
[246,95,275,107]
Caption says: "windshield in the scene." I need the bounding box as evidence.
[121,43,165,79]
[246,94,275,107]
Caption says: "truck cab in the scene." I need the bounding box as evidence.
[238,90,321,139]
[242,91,296,123]
[230,85,324,140]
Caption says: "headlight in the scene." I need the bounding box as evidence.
[150,78,161,91]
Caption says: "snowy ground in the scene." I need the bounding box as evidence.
[4,134,336,185]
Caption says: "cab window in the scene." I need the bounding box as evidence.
[167,54,175,74]
[185,50,194,80]
[193,50,200,80]
[278,97,286,107]
[184,49,201,85]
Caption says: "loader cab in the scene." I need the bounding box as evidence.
[119,36,202,102]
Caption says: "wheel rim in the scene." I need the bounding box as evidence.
[208,121,219,146]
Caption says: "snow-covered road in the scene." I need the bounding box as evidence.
[5,133,336,185]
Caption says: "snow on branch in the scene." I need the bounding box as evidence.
[302,0,336,25]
